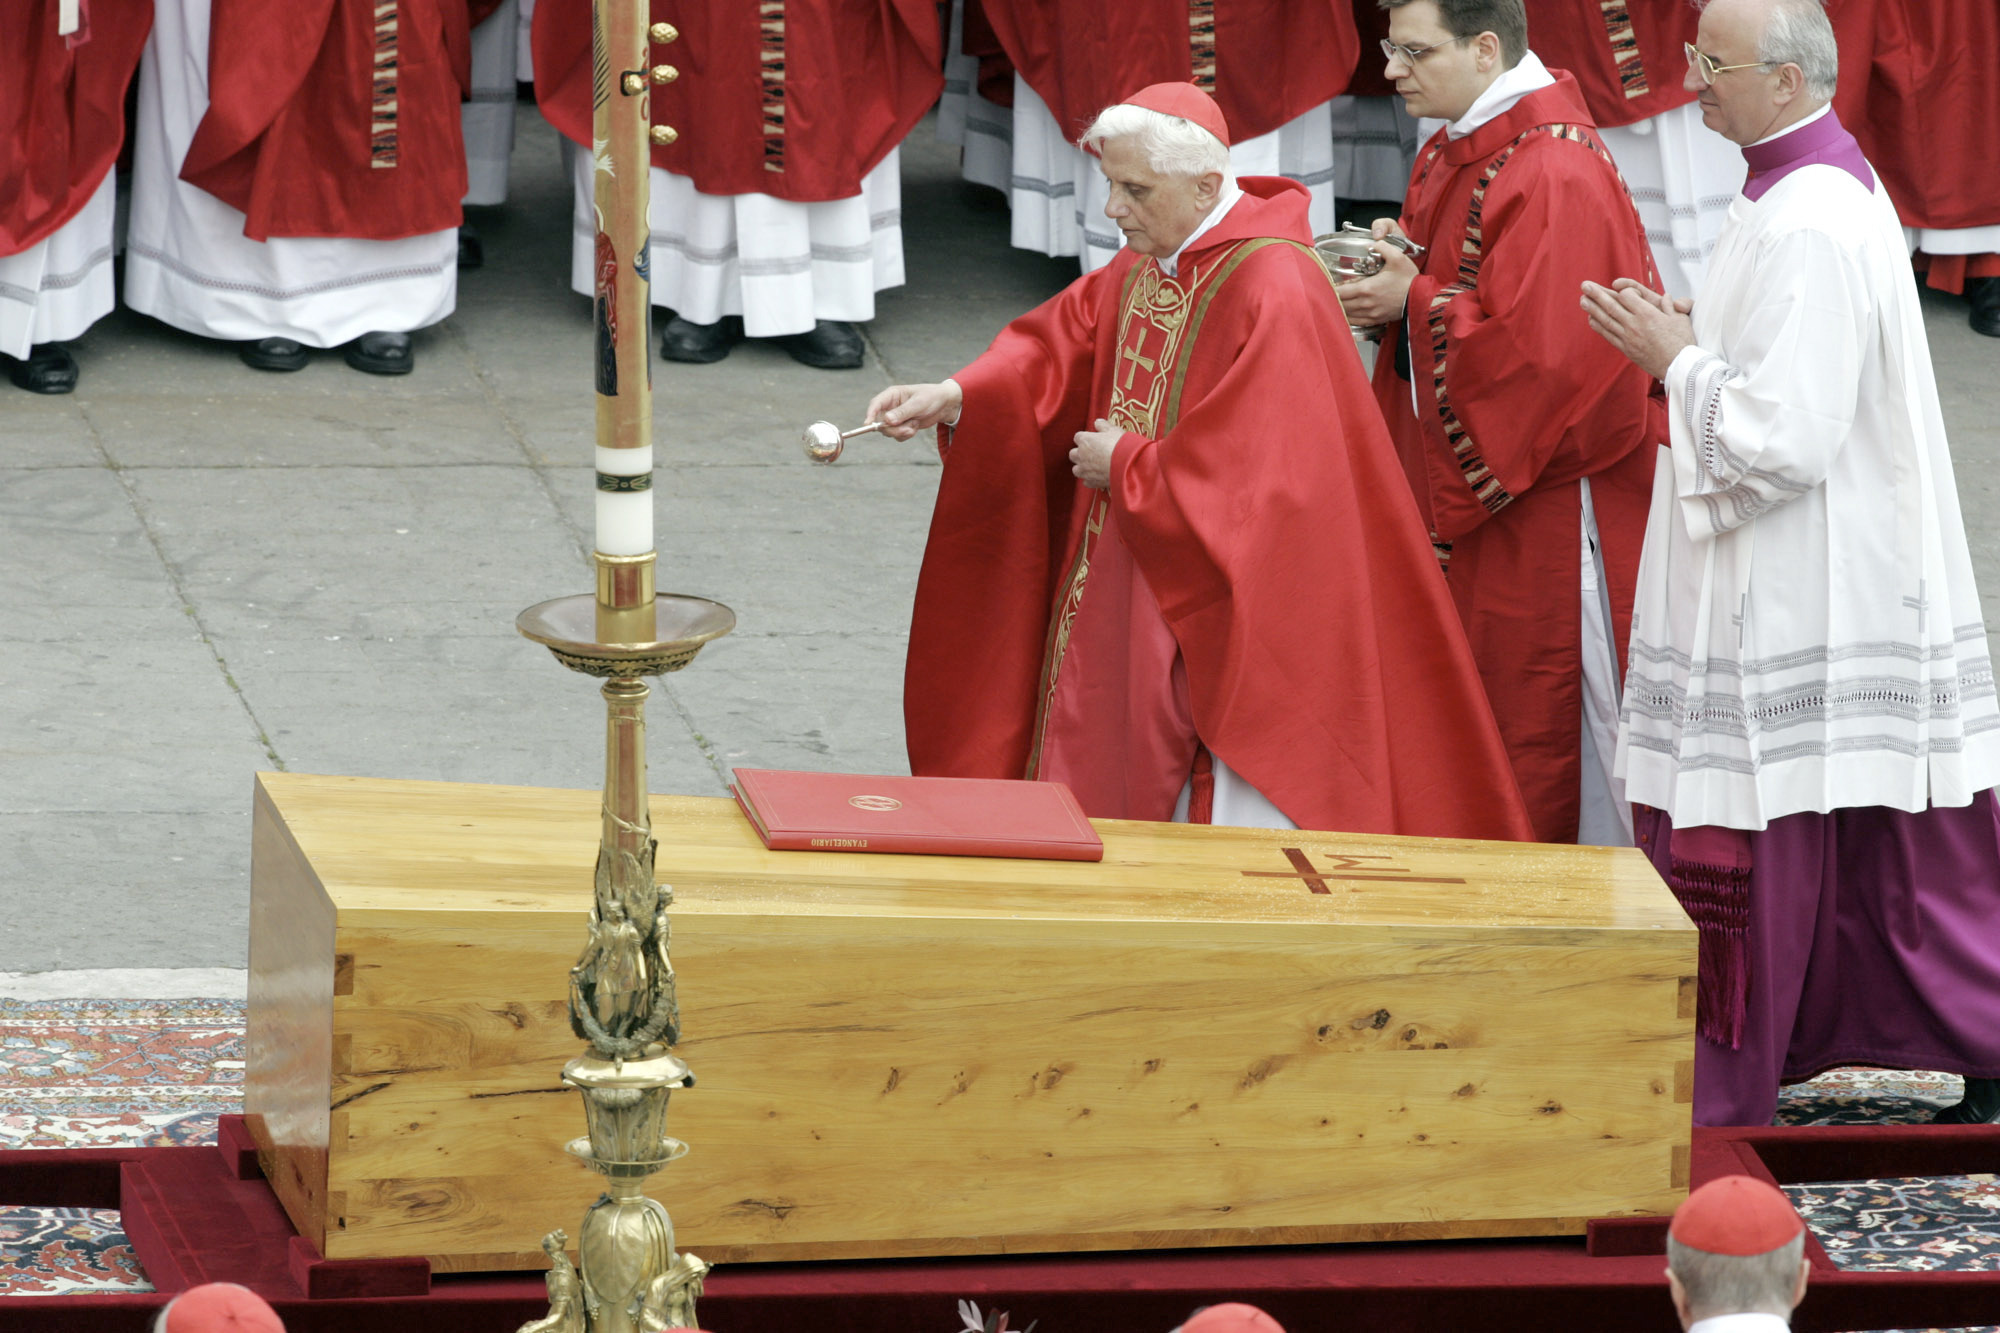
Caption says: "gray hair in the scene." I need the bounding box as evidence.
[1755,0,1840,100]
[1079,104,1233,182]
[1667,1232,1807,1320]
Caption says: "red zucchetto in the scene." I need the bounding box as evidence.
[1670,1175,1806,1256]
[1121,81,1232,148]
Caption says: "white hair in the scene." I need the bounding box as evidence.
[1079,104,1233,182]
[1667,1232,1807,1320]
[1757,0,1839,100]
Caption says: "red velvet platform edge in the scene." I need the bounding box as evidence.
[3,1118,1998,1333]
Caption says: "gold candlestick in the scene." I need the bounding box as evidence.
[515,3,731,1329]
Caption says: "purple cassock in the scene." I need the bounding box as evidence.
[1631,110,2000,1128]
[1638,800,2000,1127]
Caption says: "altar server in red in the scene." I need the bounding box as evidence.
[1586,0,2000,1127]
[0,0,151,393]
[938,0,1358,272]
[870,83,1532,841]
[534,0,941,368]
[1340,0,1663,846]
[125,0,473,374]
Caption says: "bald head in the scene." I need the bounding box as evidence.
[1690,0,1836,144]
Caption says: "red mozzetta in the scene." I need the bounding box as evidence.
[907,177,1533,842]
[179,0,473,241]
[0,0,152,254]
[977,0,1362,144]
[532,0,943,203]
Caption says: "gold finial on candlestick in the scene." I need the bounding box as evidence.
[515,3,731,1329]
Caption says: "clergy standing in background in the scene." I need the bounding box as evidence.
[1523,0,1737,300]
[1826,0,2000,338]
[0,0,151,393]
[534,0,942,369]
[938,0,1356,273]
[1586,0,2000,1128]
[126,0,472,375]
[1341,0,1662,846]
[872,83,1533,842]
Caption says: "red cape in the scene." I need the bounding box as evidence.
[1524,0,1699,128]
[0,0,152,254]
[1826,0,2000,230]
[978,0,1361,144]
[179,0,472,241]
[1369,77,1661,842]
[908,178,1533,842]
[532,0,942,203]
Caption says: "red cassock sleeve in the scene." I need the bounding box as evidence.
[909,245,1534,842]
[1391,142,1661,547]
[1523,0,1698,128]
[180,0,471,241]
[979,0,1360,144]
[0,0,153,254]
[533,0,942,203]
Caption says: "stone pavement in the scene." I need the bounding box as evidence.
[2,107,1996,976]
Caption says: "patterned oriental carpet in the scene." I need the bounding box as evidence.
[2,997,1997,1331]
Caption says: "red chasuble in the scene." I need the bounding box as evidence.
[533,0,942,203]
[1522,0,1699,128]
[0,0,152,254]
[1825,0,2000,232]
[978,0,1361,145]
[1368,76,1662,844]
[178,0,473,242]
[907,178,1534,843]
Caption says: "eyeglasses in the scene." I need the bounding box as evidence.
[1380,35,1472,66]
[1683,41,1776,87]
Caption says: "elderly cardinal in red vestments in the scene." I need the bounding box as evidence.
[870,82,1532,841]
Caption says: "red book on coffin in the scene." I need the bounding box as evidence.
[730,768,1104,861]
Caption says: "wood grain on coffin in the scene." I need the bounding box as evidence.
[251,772,1698,1269]
[246,777,337,1255]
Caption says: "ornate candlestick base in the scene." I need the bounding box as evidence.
[515,573,732,1333]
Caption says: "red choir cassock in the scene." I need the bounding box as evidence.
[976,0,1362,144]
[177,0,474,241]
[1,0,152,255]
[907,175,1533,842]
[1826,0,2000,289]
[533,0,942,202]
[1523,0,1699,127]
[1369,75,1662,844]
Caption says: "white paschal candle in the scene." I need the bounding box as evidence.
[595,445,654,557]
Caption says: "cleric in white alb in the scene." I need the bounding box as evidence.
[1584,0,2000,1129]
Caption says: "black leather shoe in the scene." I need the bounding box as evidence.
[659,315,742,364]
[343,330,414,375]
[1970,278,2000,339]
[240,336,309,372]
[458,224,484,270]
[1932,1077,2000,1124]
[779,319,866,370]
[7,343,79,393]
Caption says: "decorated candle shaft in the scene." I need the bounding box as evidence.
[590,0,668,576]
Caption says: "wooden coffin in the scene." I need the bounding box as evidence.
[246,772,1696,1272]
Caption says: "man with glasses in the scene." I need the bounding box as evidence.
[1584,0,2000,1127]
[1339,0,1663,847]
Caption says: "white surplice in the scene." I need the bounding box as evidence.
[462,0,519,206]
[1618,159,2000,830]
[0,169,117,359]
[562,142,905,339]
[126,0,457,347]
